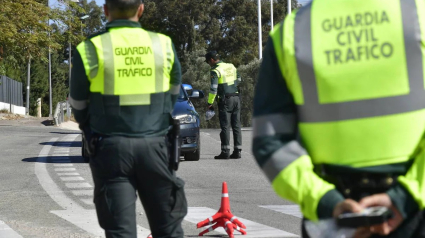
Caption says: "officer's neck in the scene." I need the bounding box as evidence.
[108,16,140,23]
[212,60,222,66]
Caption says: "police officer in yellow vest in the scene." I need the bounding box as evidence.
[205,51,242,159]
[69,0,187,237]
[252,0,425,237]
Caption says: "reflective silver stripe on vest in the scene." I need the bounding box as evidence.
[252,113,296,138]
[69,96,88,110]
[84,40,98,79]
[101,33,115,95]
[293,0,425,123]
[119,94,150,105]
[165,38,173,72]
[262,141,307,182]
[170,84,180,95]
[148,31,165,93]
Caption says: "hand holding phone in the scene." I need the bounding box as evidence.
[337,206,393,228]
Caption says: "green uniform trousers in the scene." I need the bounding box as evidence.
[89,136,188,238]
[218,95,242,152]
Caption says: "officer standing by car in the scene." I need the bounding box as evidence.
[69,0,187,237]
[252,0,425,237]
[205,51,242,159]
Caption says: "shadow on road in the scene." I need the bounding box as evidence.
[39,141,82,147]
[49,131,81,135]
[22,155,86,164]
[41,120,55,126]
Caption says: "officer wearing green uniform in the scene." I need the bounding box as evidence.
[205,51,242,159]
[69,0,187,237]
[252,0,425,237]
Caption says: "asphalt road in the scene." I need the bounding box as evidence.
[0,118,302,238]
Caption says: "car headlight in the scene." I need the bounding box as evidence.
[174,114,197,124]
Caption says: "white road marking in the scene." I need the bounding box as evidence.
[58,172,80,176]
[60,176,84,181]
[36,135,151,237]
[72,190,93,196]
[54,168,76,171]
[54,164,74,167]
[260,205,303,218]
[80,198,93,205]
[65,183,92,188]
[0,220,23,238]
[185,207,299,237]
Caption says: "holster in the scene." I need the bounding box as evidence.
[167,118,181,171]
[81,125,99,158]
[88,135,99,158]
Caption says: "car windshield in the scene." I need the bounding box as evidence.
[178,86,187,100]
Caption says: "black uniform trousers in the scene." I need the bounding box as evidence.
[89,136,187,238]
[218,95,242,152]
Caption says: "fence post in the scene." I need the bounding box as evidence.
[59,102,63,124]
[37,98,41,118]
[9,78,12,113]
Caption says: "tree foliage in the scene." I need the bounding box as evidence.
[0,0,299,126]
[0,0,104,117]
[140,0,298,68]
[181,49,262,128]
[141,0,299,127]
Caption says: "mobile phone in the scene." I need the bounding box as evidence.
[337,206,393,228]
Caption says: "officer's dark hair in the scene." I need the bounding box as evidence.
[205,51,220,62]
[105,0,143,19]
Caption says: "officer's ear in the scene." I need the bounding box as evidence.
[137,4,144,19]
[104,4,110,19]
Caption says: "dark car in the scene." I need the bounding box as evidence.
[174,84,204,161]
[82,84,204,162]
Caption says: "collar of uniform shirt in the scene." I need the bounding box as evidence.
[212,60,223,68]
[106,19,141,30]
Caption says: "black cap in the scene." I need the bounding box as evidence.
[205,51,219,62]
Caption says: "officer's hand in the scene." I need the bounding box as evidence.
[333,199,372,238]
[333,199,363,218]
[358,193,404,236]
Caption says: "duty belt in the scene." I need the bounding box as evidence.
[318,164,400,201]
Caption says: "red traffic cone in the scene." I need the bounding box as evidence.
[196,182,247,237]
[147,234,152,238]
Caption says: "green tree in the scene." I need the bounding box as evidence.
[181,50,262,128]
[78,0,107,37]
[140,0,298,69]
[0,0,104,116]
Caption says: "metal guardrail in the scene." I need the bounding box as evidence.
[53,101,71,125]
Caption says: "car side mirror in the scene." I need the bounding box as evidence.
[190,89,204,99]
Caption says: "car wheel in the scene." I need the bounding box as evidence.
[82,136,90,163]
[184,137,200,161]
